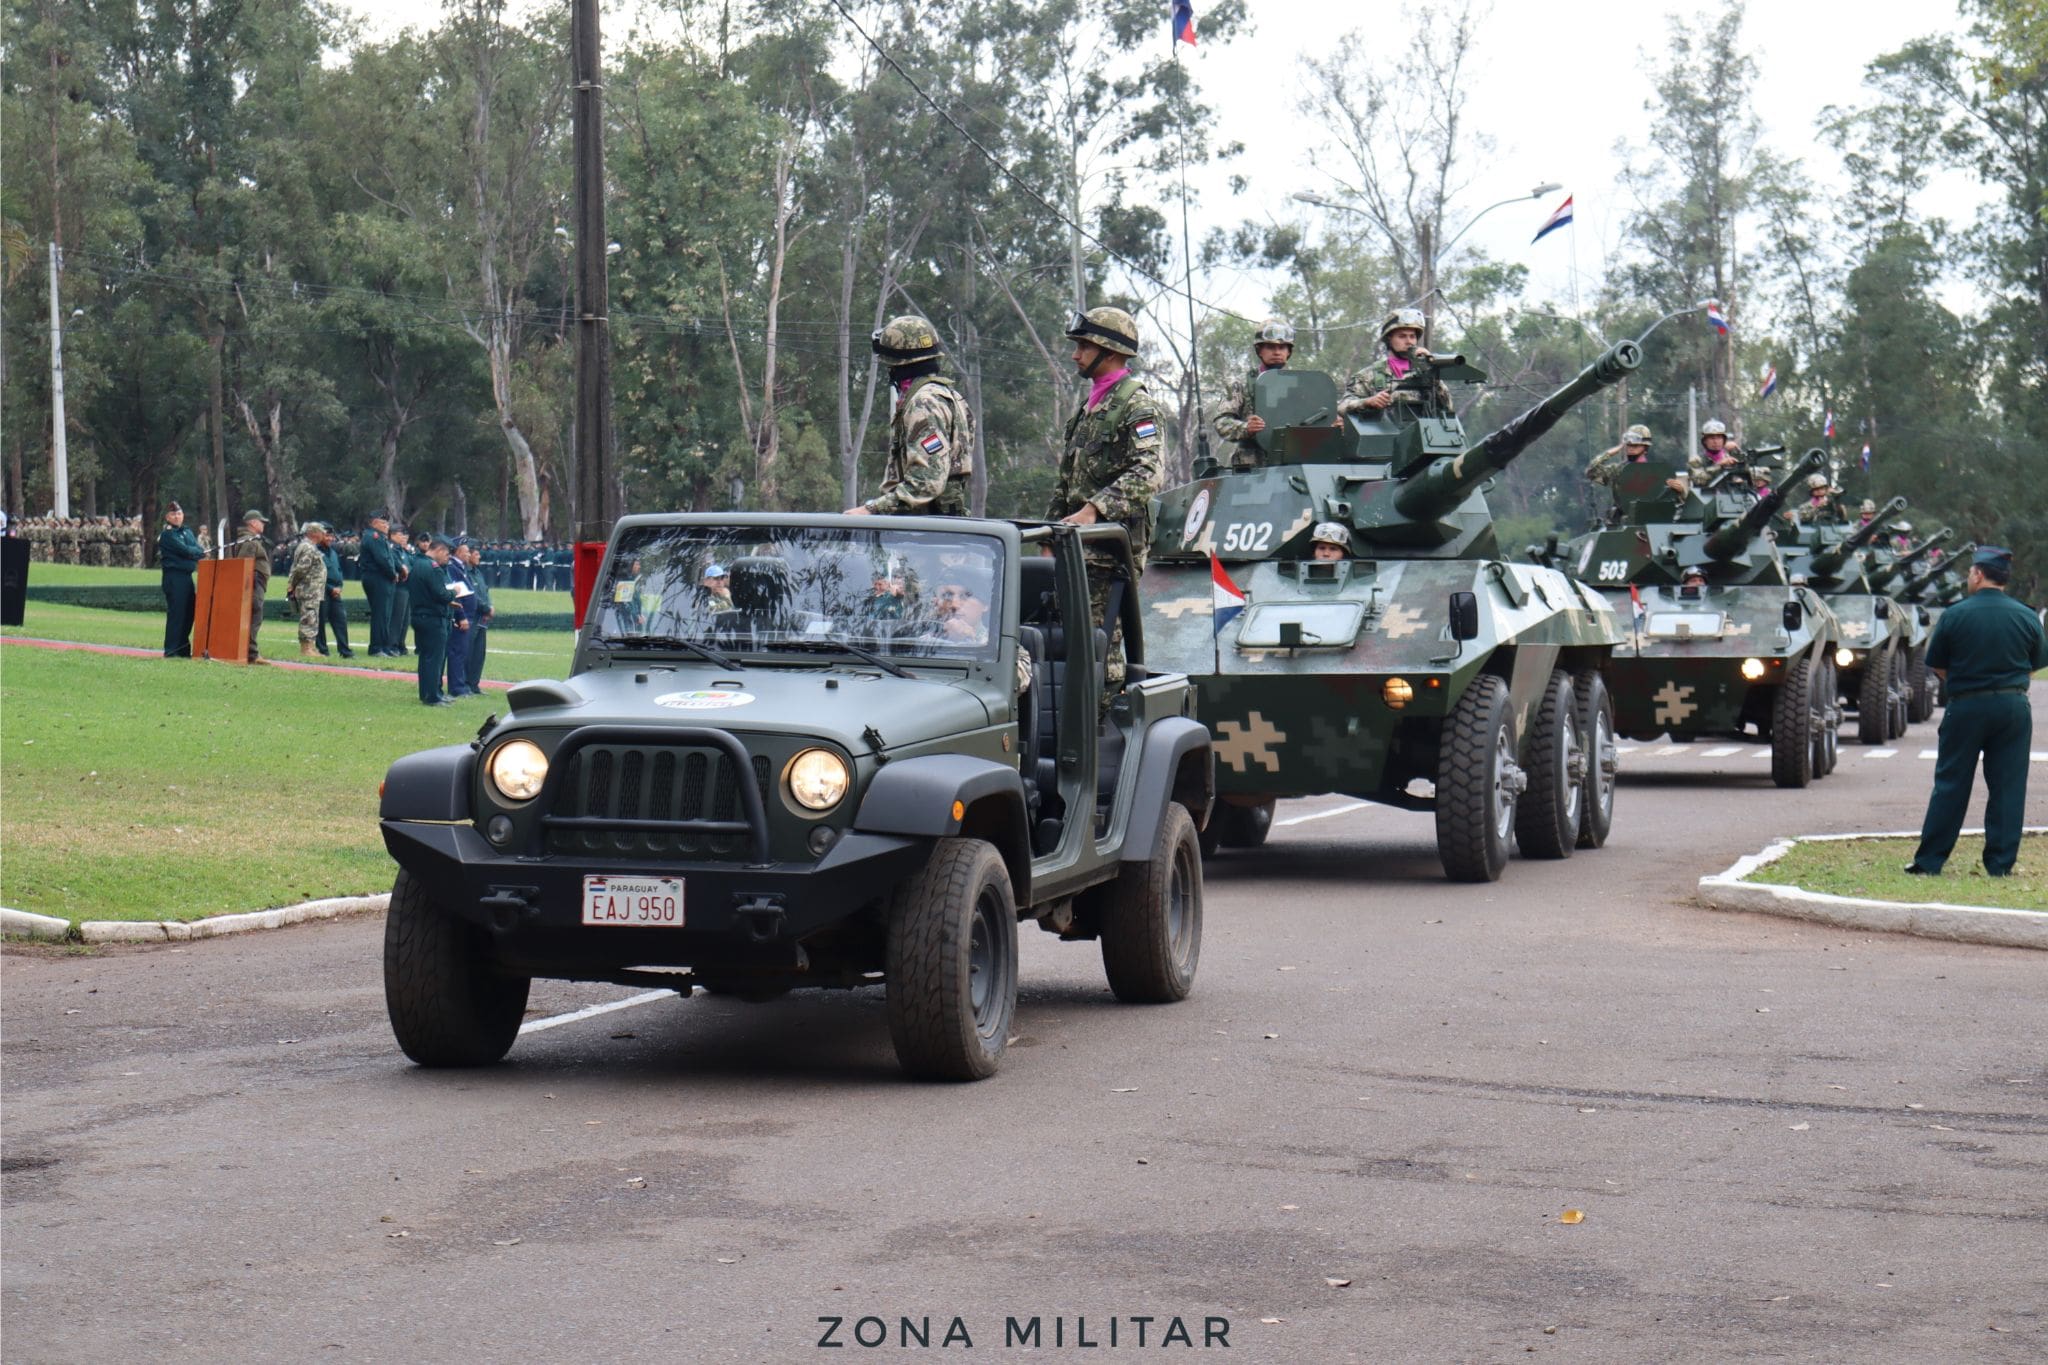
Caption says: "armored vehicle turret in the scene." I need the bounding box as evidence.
[1561,448,1845,787]
[1141,342,1641,883]
[1778,497,1920,742]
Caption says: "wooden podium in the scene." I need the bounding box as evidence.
[195,557,254,664]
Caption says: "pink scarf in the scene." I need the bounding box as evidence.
[1087,366,1131,411]
[1387,352,1413,379]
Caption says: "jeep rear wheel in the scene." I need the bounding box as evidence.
[885,838,1017,1081]
[1436,675,1519,883]
[1101,802,1203,1004]
[1514,671,1582,860]
[1573,669,1617,850]
[383,867,530,1067]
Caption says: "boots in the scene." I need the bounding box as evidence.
[300,642,319,659]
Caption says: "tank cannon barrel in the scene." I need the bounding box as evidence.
[1809,495,1908,577]
[1702,449,1825,560]
[1902,541,1973,598]
[1393,339,1642,521]
[1868,527,1954,589]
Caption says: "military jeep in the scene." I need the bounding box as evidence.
[378,513,1213,1081]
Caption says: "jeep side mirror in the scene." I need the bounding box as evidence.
[1448,591,1479,641]
[1874,598,1890,618]
[1782,600,1802,631]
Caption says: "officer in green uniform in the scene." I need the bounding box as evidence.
[1906,546,2048,878]
[317,525,353,657]
[158,502,202,657]
[459,540,494,695]
[1212,318,1295,470]
[846,316,976,517]
[408,534,460,706]
[388,526,415,656]
[358,511,398,655]
[230,510,272,663]
[1048,306,1167,696]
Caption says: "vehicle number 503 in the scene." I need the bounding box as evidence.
[1220,522,1274,553]
[1596,559,1629,581]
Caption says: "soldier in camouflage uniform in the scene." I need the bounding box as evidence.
[1585,424,1655,487]
[287,521,329,658]
[1049,306,1166,695]
[1684,418,1747,490]
[1212,318,1296,470]
[1338,308,1454,418]
[231,510,272,663]
[846,316,975,517]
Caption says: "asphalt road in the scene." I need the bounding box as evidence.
[6,701,2045,1363]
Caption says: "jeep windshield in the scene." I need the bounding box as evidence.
[589,525,1005,666]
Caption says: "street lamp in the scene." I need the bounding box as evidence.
[1635,299,1717,348]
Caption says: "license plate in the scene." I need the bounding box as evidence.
[581,876,685,928]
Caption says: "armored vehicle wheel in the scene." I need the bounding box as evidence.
[1814,661,1841,776]
[1905,647,1933,724]
[1856,646,1893,744]
[1514,671,1583,860]
[1210,798,1275,850]
[1573,669,1617,850]
[1101,802,1203,1003]
[885,838,1018,1081]
[1888,650,1911,738]
[383,868,530,1067]
[1436,675,1519,883]
[1771,658,1816,788]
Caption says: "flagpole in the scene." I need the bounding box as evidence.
[1173,34,1208,469]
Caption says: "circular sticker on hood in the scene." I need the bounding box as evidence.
[653,689,756,711]
[1181,487,1212,546]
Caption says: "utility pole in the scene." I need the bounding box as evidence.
[571,0,616,550]
[47,242,68,518]
[1687,384,1698,456]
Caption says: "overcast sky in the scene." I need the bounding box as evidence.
[334,1,1983,329]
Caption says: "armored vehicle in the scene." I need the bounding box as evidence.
[1864,526,1953,724]
[378,513,1213,1082]
[1141,342,1640,883]
[1778,498,1917,743]
[1557,448,1844,786]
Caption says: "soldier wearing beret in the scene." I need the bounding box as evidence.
[231,510,272,663]
[158,502,202,658]
[846,316,975,517]
[1906,546,2048,878]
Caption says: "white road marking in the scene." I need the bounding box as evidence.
[1702,746,1741,758]
[518,989,676,1035]
[1643,745,1694,757]
[1750,748,1772,759]
[1615,746,1638,756]
[1920,749,1939,759]
[1865,749,1897,759]
[2034,752,2048,763]
[1277,802,1371,827]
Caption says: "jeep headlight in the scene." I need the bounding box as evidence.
[787,748,849,811]
[488,739,549,802]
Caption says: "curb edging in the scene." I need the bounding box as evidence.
[72,894,390,945]
[0,907,74,942]
[1699,828,2047,950]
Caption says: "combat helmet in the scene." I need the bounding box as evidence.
[1859,498,1878,515]
[1805,473,1832,492]
[1699,419,1728,438]
[871,315,942,365]
[1379,307,1426,345]
[1622,424,1652,446]
[1065,306,1140,357]
[1252,318,1296,354]
[1310,521,1352,551]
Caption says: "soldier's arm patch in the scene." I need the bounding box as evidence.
[919,432,947,457]
[1133,420,1159,441]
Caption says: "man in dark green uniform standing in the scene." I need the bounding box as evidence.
[388,526,415,657]
[409,534,459,706]
[158,501,202,657]
[459,540,494,695]
[317,524,353,657]
[358,511,397,656]
[1906,546,2047,878]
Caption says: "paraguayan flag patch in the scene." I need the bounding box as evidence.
[919,432,947,456]
[1133,419,1159,441]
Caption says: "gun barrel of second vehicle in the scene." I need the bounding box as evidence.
[1703,449,1826,560]
[1868,526,1955,588]
[1393,339,1642,521]
[1809,495,1909,577]
[1902,541,1974,598]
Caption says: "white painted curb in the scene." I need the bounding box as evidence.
[0,907,74,941]
[76,893,389,945]
[1699,828,2048,950]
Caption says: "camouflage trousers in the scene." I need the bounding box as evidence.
[294,592,322,645]
[1086,566,1128,702]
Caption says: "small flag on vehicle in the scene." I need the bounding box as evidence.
[1628,583,1646,634]
[1860,442,1872,471]
[1705,302,1730,335]
[1757,363,1777,399]
[1531,194,1574,244]
[1824,410,1837,439]
[1172,0,1196,45]
[1211,553,1245,637]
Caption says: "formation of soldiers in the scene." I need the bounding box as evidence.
[14,515,152,566]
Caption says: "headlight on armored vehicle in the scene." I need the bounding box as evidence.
[1835,647,1856,668]
[1381,677,1414,710]
[787,748,849,811]
[1740,657,1767,681]
[488,739,549,802]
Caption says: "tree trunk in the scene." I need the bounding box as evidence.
[380,423,407,524]
[452,479,468,535]
[487,328,543,538]
[235,392,295,529]
[208,328,227,541]
[757,140,796,507]
[835,173,863,506]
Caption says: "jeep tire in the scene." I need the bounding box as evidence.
[384,867,531,1067]
[1102,802,1203,1003]
[885,838,1017,1081]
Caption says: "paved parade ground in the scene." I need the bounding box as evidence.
[4,701,2044,1362]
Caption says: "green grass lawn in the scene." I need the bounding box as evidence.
[21,559,572,617]
[1751,835,2048,911]
[0,645,508,924]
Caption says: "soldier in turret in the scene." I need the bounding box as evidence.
[1685,419,1746,488]
[1586,424,1655,487]
[846,315,975,517]
[1855,498,1878,528]
[1338,308,1453,418]
[1213,319,1296,470]
[1309,523,1351,562]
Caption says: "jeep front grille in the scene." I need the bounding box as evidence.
[519,727,774,863]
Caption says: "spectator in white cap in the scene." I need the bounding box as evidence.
[699,562,732,610]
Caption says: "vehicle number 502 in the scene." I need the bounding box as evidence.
[1220,522,1274,553]
[1596,559,1629,581]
